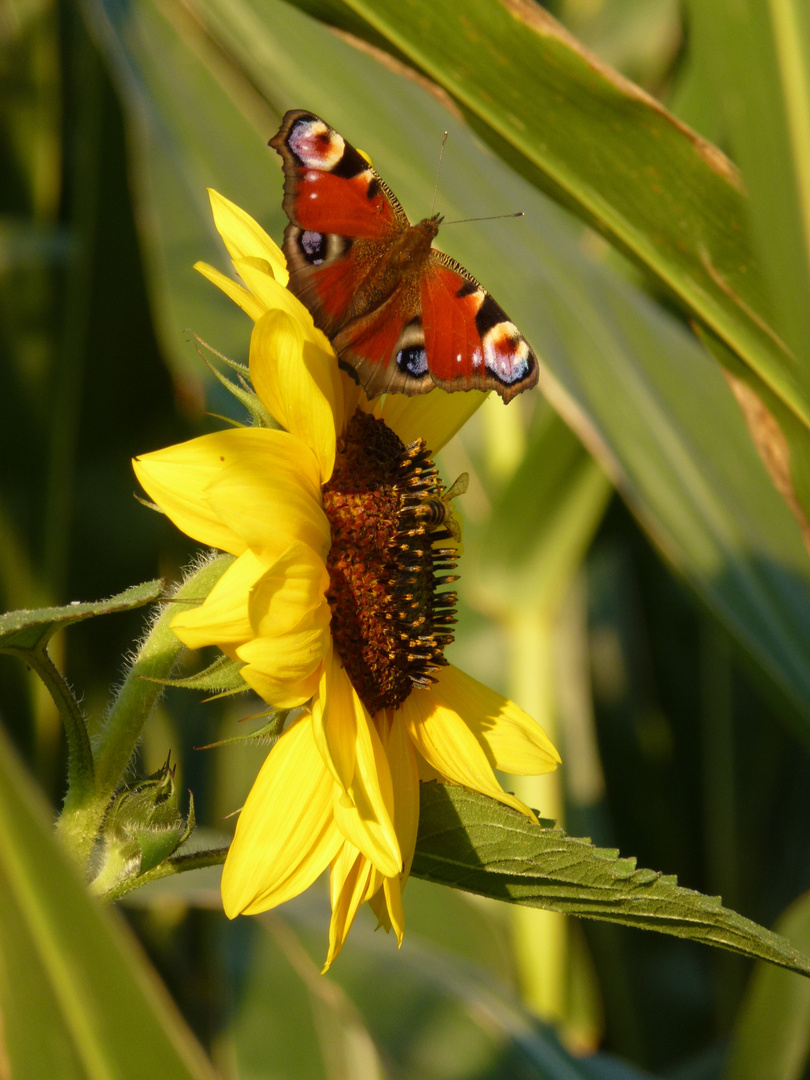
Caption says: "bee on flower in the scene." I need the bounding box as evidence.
[133,191,560,970]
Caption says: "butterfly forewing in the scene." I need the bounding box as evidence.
[270,109,539,402]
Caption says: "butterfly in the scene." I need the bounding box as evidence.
[269,110,538,402]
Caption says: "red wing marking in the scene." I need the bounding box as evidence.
[420,264,485,386]
[291,172,399,238]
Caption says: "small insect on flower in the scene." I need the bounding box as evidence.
[402,471,468,544]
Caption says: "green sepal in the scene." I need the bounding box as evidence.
[197,709,289,750]
[191,334,275,428]
[148,653,248,696]
[92,757,191,892]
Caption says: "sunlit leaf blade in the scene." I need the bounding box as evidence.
[468,404,612,616]
[412,783,810,978]
[689,0,810,378]
[724,892,810,1079]
[698,326,810,555]
[329,0,810,430]
[0,579,163,652]
[536,288,810,738]
[0,726,218,1080]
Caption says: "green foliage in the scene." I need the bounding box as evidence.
[413,783,810,978]
[0,725,217,1080]
[3,0,810,1076]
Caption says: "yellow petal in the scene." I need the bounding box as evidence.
[240,658,322,709]
[323,846,378,971]
[367,886,391,933]
[338,372,364,433]
[310,643,357,793]
[373,388,489,452]
[221,714,342,916]
[368,876,405,945]
[430,666,560,775]
[233,258,310,323]
[399,683,535,818]
[207,189,289,286]
[237,610,330,686]
[415,751,443,783]
[332,691,401,878]
[193,261,266,322]
[379,711,420,878]
[133,431,258,555]
[204,430,330,561]
[248,542,330,636]
[250,309,342,483]
[171,548,266,651]
[311,655,401,877]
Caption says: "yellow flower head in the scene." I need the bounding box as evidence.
[134,191,560,969]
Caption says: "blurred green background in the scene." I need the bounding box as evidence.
[2,0,810,1076]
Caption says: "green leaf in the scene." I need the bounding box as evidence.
[688,0,810,378]
[412,783,810,978]
[724,892,810,1079]
[330,0,808,429]
[0,724,218,1080]
[697,325,810,555]
[0,579,164,653]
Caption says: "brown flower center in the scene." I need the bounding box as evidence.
[321,410,461,714]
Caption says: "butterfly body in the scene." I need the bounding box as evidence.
[269,110,538,402]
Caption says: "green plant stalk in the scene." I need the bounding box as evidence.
[94,555,234,793]
[56,555,232,865]
[11,645,96,812]
[99,845,229,903]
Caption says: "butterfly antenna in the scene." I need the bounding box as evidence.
[431,131,449,216]
[443,211,525,226]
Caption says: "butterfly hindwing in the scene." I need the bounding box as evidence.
[420,253,538,398]
[270,109,539,402]
[332,283,436,398]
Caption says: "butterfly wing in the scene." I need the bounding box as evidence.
[270,110,538,403]
[419,251,538,402]
[331,278,437,397]
[269,110,408,336]
[329,251,538,402]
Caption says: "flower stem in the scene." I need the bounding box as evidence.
[56,555,233,865]
[98,845,229,903]
[94,555,233,795]
[18,645,95,810]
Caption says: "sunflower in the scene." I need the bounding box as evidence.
[134,191,560,968]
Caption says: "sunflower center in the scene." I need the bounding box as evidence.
[321,410,460,714]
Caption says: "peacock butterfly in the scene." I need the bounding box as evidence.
[269,110,538,402]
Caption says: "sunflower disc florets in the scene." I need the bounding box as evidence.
[322,410,460,714]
